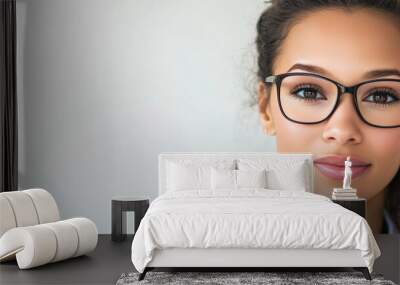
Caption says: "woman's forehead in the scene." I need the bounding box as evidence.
[273,8,400,84]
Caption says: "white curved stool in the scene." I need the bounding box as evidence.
[0,188,98,269]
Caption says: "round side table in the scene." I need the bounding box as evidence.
[111,196,149,242]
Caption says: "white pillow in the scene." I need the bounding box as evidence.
[168,162,210,191]
[166,159,235,191]
[237,158,309,191]
[210,168,236,189]
[266,165,307,191]
[236,169,267,188]
[210,168,267,190]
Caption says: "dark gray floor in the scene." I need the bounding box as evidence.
[374,234,400,284]
[1,234,399,285]
[0,235,134,285]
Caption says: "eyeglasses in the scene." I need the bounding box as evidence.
[264,72,400,128]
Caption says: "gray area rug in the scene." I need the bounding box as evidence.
[116,271,397,285]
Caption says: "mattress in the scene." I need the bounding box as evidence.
[131,189,381,273]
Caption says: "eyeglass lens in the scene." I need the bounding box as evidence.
[279,75,400,127]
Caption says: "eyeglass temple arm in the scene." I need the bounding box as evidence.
[265,75,276,84]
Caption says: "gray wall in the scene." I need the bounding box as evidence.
[16,0,275,233]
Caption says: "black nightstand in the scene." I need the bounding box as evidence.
[332,198,366,218]
[111,197,149,242]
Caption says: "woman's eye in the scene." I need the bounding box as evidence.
[290,85,326,101]
[363,90,399,105]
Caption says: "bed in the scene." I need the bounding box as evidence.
[131,152,381,281]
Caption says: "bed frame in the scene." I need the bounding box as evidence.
[138,152,372,281]
[140,248,371,280]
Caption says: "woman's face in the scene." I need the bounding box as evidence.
[258,8,400,199]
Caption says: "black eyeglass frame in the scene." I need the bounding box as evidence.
[265,72,400,128]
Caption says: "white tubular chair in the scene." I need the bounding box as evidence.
[0,188,98,269]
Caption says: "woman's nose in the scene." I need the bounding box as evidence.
[321,93,363,145]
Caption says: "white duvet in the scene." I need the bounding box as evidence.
[131,189,381,273]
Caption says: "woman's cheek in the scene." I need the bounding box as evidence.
[343,130,400,199]
[372,130,400,161]
[270,97,317,153]
[366,130,400,189]
[275,120,316,153]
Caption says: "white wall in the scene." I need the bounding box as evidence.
[16,0,275,233]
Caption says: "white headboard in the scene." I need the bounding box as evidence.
[158,152,314,196]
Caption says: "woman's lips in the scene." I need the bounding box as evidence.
[314,155,371,181]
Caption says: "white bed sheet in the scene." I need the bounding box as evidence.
[131,189,380,273]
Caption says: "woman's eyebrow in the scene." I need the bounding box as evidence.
[287,63,400,79]
[364,69,400,79]
[286,63,330,76]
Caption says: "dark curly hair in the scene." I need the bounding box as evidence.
[254,0,400,232]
